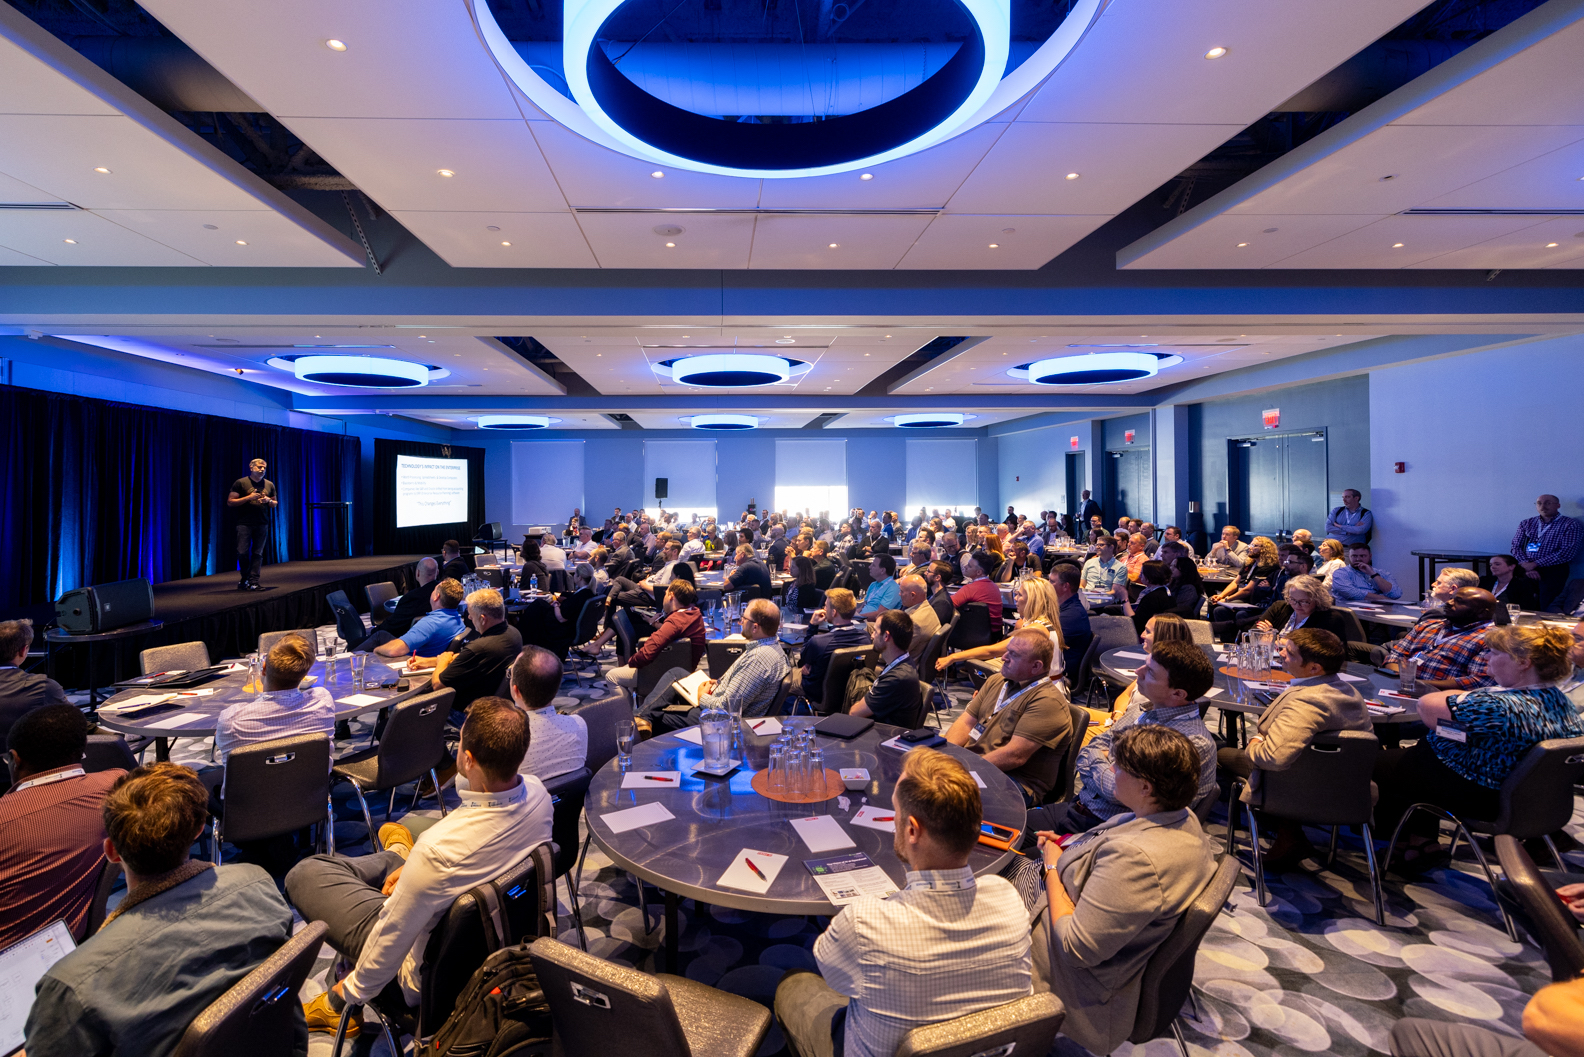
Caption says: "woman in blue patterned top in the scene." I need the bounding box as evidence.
[1375,624,1583,871]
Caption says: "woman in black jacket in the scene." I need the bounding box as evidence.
[1481,553,1538,612]
[516,540,550,592]
[1120,560,1178,637]
[1167,557,1205,619]
[1251,575,1353,642]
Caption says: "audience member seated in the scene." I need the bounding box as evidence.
[215,633,335,767]
[581,540,691,656]
[571,526,598,559]
[516,541,549,591]
[637,600,790,732]
[439,539,472,582]
[1565,619,1584,711]
[846,611,921,724]
[25,763,296,1057]
[1325,489,1375,547]
[1167,556,1205,618]
[1329,544,1403,602]
[1417,567,1481,621]
[1156,525,1196,564]
[606,580,706,693]
[408,587,523,717]
[539,533,567,572]
[1078,615,1191,744]
[1080,536,1128,593]
[1482,553,1539,612]
[898,574,940,671]
[938,532,963,579]
[517,562,598,658]
[1313,538,1347,581]
[1243,574,1352,644]
[378,557,439,640]
[855,554,900,620]
[0,704,123,947]
[1030,640,1218,834]
[1290,528,1316,555]
[1033,725,1217,1056]
[811,541,838,590]
[952,551,1005,624]
[1216,629,1371,868]
[508,645,588,782]
[939,577,1066,678]
[1122,532,1150,583]
[799,588,871,708]
[1380,588,1499,690]
[366,577,466,658]
[290,699,552,1037]
[774,749,1031,1057]
[1375,625,1584,873]
[786,555,824,613]
[1512,494,1583,610]
[1207,525,1250,567]
[1206,536,1282,632]
[944,628,1072,804]
[726,543,773,598]
[1119,559,1176,636]
[0,619,70,758]
[1049,564,1094,679]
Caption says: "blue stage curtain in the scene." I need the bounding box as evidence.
[0,382,359,613]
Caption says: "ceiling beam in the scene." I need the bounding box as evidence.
[289,393,1159,414]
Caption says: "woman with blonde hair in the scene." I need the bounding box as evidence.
[1313,538,1347,581]
[1251,574,1351,641]
[936,576,1067,676]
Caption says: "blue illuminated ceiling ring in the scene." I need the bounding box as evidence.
[476,415,556,429]
[1008,351,1182,384]
[289,355,430,388]
[689,414,759,430]
[654,355,809,387]
[894,412,966,428]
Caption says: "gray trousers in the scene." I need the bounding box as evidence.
[285,850,406,962]
[1389,1019,1545,1057]
[774,971,848,1057]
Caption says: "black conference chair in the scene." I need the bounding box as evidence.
[80,858,123,941]
[331,688,455,846]
[139,641,210,675]
[707,638,748,679]
[633,636,695,704]
[544,766,594,946]
[929,588,955,626]
[326,591,370,656]
[1494,834,1584,983]
[819,645,877,716]
[1042,703,1090,806]
[82,733,139,773]
[915,620,955,726]
[948,602,996,652]
[212,733,335,863]
[171,922,329,1057]
[896,994,1064,1057]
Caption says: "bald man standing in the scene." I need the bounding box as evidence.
[1512,495,1582,610]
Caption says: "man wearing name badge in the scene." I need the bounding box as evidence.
[1079,536,1127,593]
[800,589,871,709]
[407,587,523,720]
[1380,588,1499,691]
[368,578,466,659]
[1324,488,1375,548]
[855,554,900,622]
[1512,494,1584,610]
[228,457,277,591]
[847,611,920,725]
[944,628,1072,806]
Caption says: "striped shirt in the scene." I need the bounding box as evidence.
[699,636,789,719]
[813,867,1032,1057]
[1436,685,1584,788]
[1076,699,1218,820]
[214,686,336,766]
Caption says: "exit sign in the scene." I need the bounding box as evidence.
[1069,436,1079,449]
[1262,408,1280,430]
[1124,430,1135,444]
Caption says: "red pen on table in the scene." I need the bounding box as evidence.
[744,858,768,881]
[750,720,766,731]
[642,775,675,782]
[872,815,894,822]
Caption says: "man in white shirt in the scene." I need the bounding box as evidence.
[679,527,705,561]
[1080,536,1127,592]
[509,645,587,781]
[539,532,567,572]
[214,634,335,767]
[775,749,1032,1057]
[1206,525,1250,568]
[289,698,553,1036]
[570,527,596,559]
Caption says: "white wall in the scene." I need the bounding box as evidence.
[1368,335,1584,589]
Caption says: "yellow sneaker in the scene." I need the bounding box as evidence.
[303,990,360,1036]
[378,822,415,859]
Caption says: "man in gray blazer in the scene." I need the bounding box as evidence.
[1217,628,1372,869]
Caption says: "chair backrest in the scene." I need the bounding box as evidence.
[1128,854,1239,1045]
[1257,730,1380,825]
[707,639,748,679]
[82,733,139,774]
[767,671,794,716]
[1188,620,1215,645]
[895,993,1065,1057]
[573,598,604,650]
[419,844,555,1037]
[82,858,122,940]
[543,768,594,881]
[1494,834,1584,982]
[1492,736,1584,838]
[324,591,369,651]
[370,688,455,790]
[256,629,319,660]
[930,588,955,625]
[949,603,995,651]
[636,637,695,700]
[1336,607,1369,645]
[1072,636,1104,703]
[917,622,953,683]
[170,921,329,1057]
[528,937,693,1057]
[139,640,210,675]
[1046,704,1091,805]
[569,695,630,772]
[365,581,399,613]
[477,568,506,591]
[822,645,877,716]
[220,733,333,843]
[1087,613,1141,652]
[612,610,638,666]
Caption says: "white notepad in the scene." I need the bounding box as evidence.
[970,771,987,789]
[338,693,384,706]
[620,770,682,790]
[1113,650,1148,661]
[790,815,856,853]
[671,726,704,745]
[744,717,783,736]
[600,802,675,834]
[1337,672,1367,683]
[850,804,900,832]
[718,849,788,893]
[671,670,712,707]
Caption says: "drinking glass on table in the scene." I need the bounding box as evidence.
[615,719,636,772]
[1399,656,1418,695]
[1507,603,1522,624]
[349,651,368,691]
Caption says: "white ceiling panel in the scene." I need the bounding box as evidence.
[1393,17,1584,127]
[747,214,933,270]
[283,119,567,212]
[0,210,203,266]
[898,214,1103,269]
[576,211,756,269]
[1111,213,1388,269]
[137,0,525,120]
[1407,217,1584,270]
[0,244,50,265]
[756,124,1004,209]
[95,210,372,267]
[1423,138,1584,210]
[390,211,598,269]
[945,122,1238,215]
[626,412,823,430]
[0,171,57,204]
[1272,215,1548,269]
[1018,0,1434,125]
[533,123,763,210]
[0,33,118,116]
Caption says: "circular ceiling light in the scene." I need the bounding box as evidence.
[325,39,347,51]
[689,414,758,430]
[1025,352,1161,385]
[475,415,555,429]
[670,354,790,387]
[894,412,965,428]
[292,355,430,388]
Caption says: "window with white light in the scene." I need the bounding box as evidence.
[775,438,847,520]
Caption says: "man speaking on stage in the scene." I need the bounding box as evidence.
[228,458,277,590]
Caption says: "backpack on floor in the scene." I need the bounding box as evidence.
[419,941,552,1057]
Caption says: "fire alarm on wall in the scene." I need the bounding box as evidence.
[1394,462,1406,474]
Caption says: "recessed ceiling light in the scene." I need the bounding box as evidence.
[1236,242,1248,247]
[62,238,76,244]
[650,171,664,179]
[775,338,796,344]
[1379,174,1397,182]
[859,173,873,181]
[93,167,111,174]
[486,225,500,231]
[1392,242,1404,248]
[1064,172,1080,180]
[665,242,676,248]
[1546,242,1559,248]
[235,240,247,245]
[501,241,511,246]
[988,243,999,248]
[325,39,347,51]
[437,169,454,177]
[828,243,839,248]
[1204,46,1227,59]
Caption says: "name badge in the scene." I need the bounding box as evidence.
[1437,725,1468,743]
[970,723,987,742]
[1526,542,1541,557]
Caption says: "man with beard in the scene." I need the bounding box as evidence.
[1380,588,1501,690]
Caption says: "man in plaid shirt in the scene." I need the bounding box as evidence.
[640,598,790,732]
[1512,495,1583,610]
[1381,589,1499,691]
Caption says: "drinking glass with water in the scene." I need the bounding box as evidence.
[616,719,636,771]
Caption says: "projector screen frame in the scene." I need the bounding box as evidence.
[373,438,487,556]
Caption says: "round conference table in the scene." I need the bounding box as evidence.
[94,657,415,760]
[587,720,1026,969]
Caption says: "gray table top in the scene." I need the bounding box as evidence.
[1098,645,1425,724]
[93,658,413,739]
[588,722,1027,916]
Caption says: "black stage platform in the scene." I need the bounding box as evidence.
[47,555,426,692]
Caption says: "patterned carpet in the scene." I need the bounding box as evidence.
[147,644,1572,1057]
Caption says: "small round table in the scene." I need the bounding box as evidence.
[588,721,1027,969]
